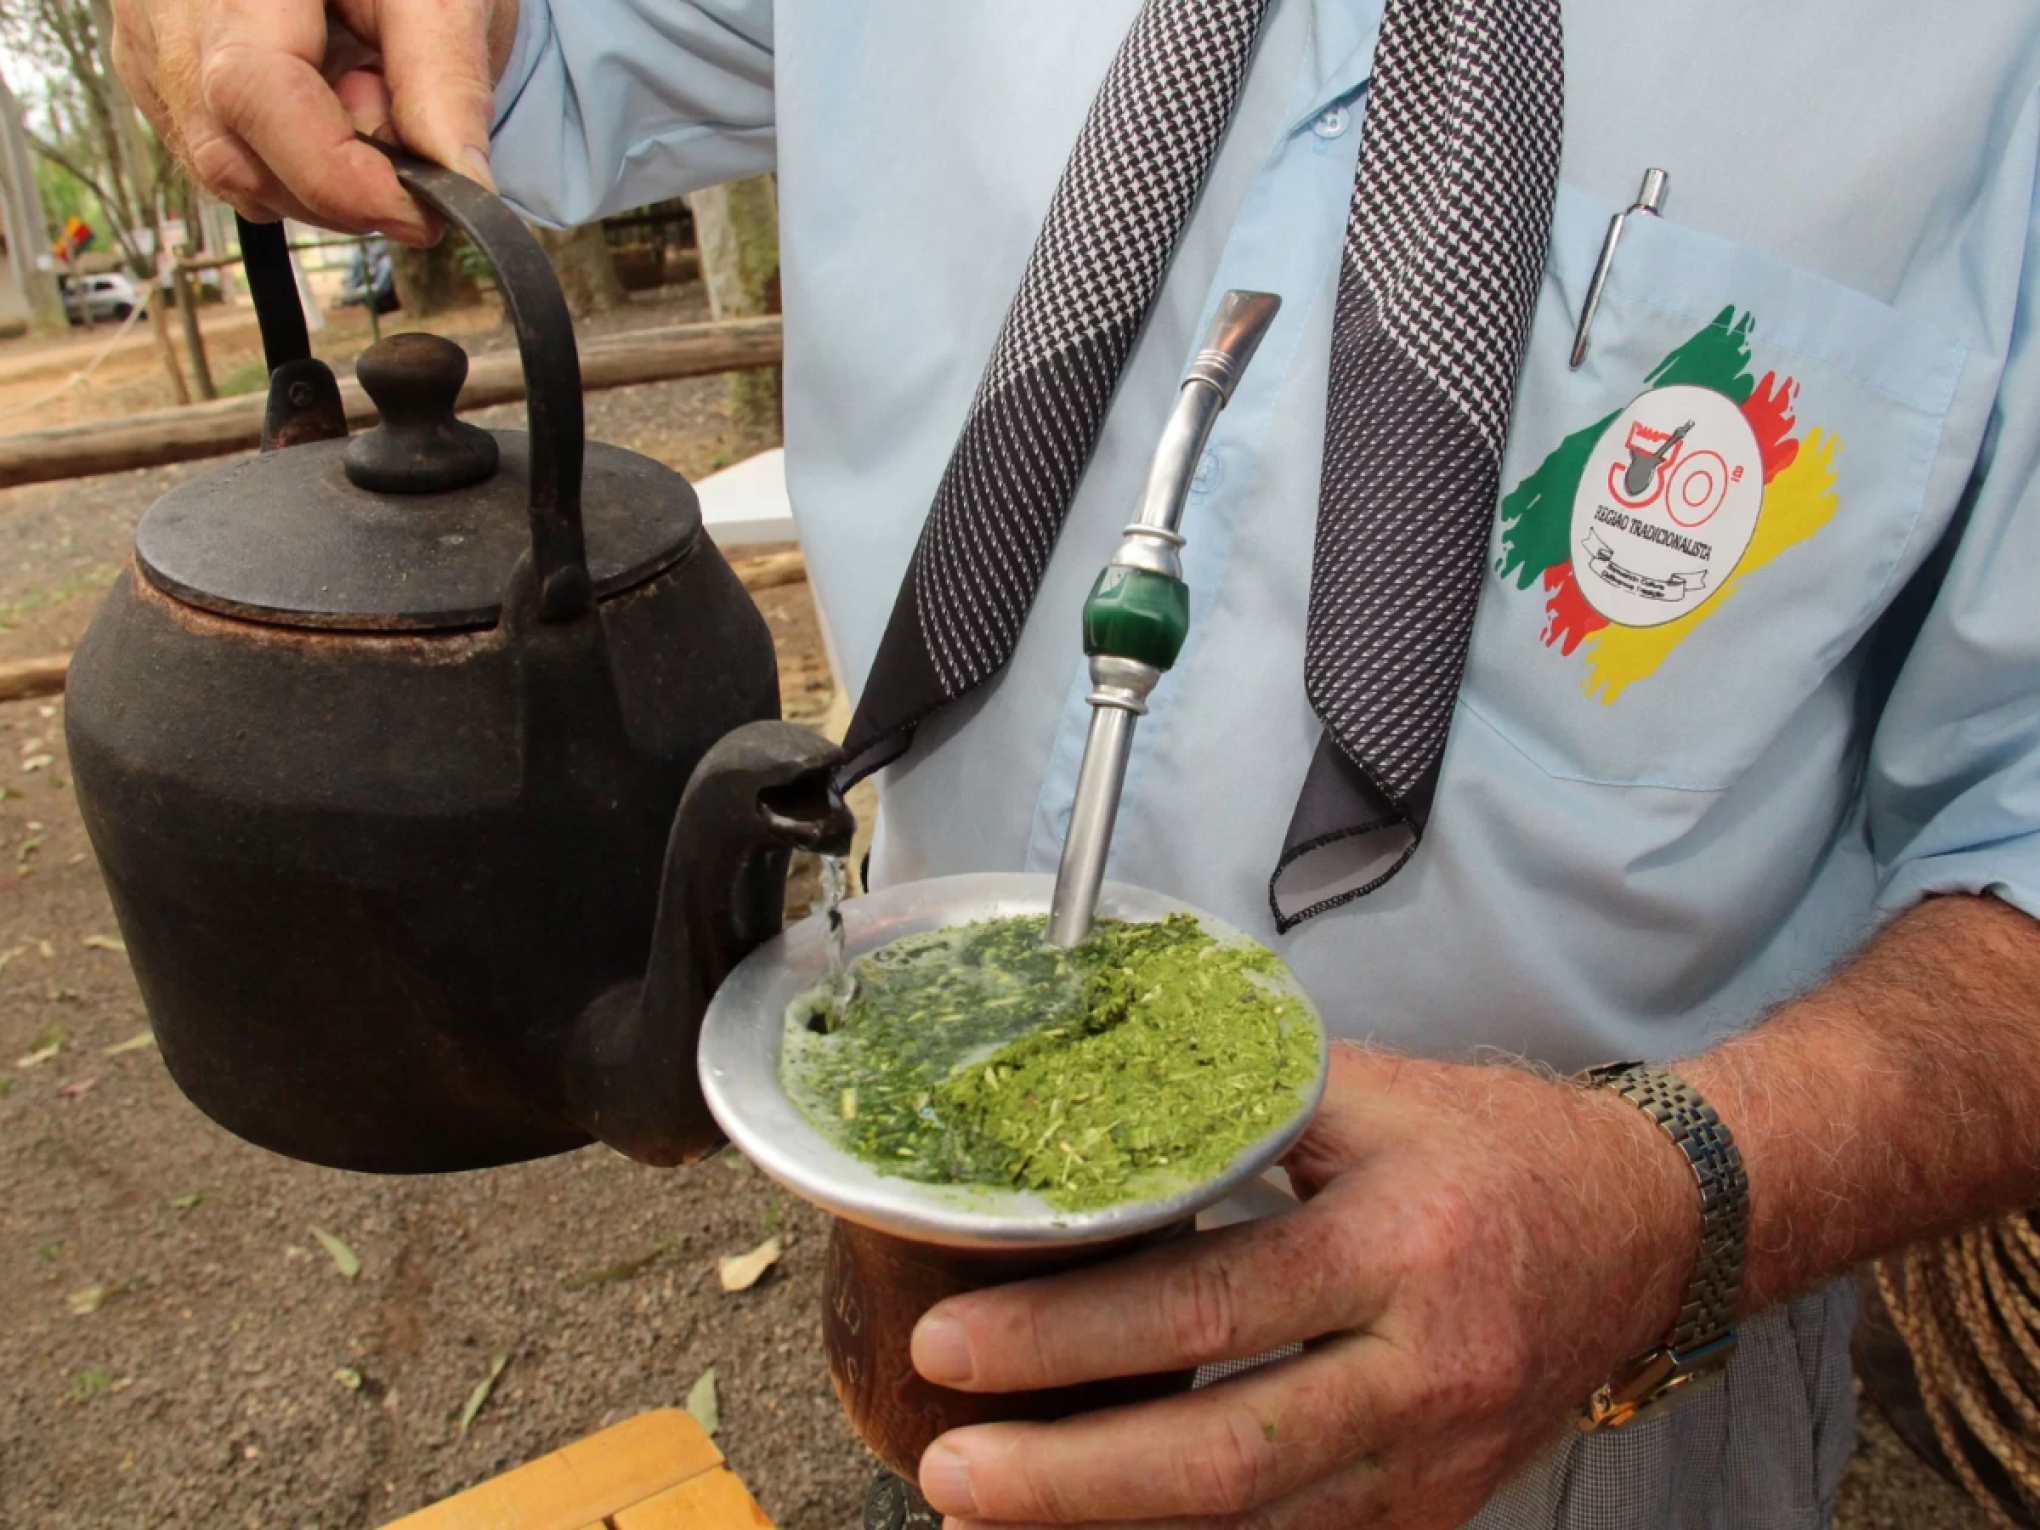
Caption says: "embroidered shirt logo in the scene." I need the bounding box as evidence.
[1496,306,1842,703]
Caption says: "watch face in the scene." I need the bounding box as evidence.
[1626,1363,1729,1428]
[1580,1334,1737,1432]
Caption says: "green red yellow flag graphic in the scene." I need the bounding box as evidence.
[1495,306,1842,704]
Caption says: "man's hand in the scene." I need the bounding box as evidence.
[110,0,522,242]
[907,893,2040,1527]
[908,1045,1699,1529]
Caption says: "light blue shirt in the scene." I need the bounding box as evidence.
[491,6,2040,1522]
[492,2,2040,1079]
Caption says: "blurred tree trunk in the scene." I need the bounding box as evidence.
[143,277,190,403]
[533,223,625,319]
[390,238,478,318]
[688,174,781,444]
[0,75,66,332]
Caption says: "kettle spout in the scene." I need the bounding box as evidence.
[758,767,858,861]
[564,721,852,1165]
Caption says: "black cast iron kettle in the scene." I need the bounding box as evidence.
[63,146,852,1174]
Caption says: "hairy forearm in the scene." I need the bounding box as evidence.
[1679,893,2040,1314]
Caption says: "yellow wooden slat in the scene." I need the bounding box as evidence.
[381,1410,723,1530]
[610,1466,775,1530]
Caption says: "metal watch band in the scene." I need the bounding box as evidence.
[1582,1062,1748,1362]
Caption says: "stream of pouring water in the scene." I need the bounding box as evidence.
[820,853,854,1016]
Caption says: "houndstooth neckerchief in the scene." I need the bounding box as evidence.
[841,0,1563,931]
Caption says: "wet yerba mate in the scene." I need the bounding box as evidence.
[780,913,1317,1212]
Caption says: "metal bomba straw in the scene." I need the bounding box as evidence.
[1045,290,1281,947]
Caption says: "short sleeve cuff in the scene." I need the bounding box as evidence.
[1876,841,2040,925]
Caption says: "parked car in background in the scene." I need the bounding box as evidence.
[338,238,398,314]
[62,272,141,324]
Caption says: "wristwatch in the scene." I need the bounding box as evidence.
[1574,1061,1748,1431]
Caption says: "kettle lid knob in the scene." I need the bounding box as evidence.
[343,333,500,495]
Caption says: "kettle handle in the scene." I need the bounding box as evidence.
[238,142,595,622]
[239,218,312,369]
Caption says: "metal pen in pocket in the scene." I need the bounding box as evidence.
[1570,169,1670,370]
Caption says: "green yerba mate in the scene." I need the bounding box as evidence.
[780,913,1317,1212]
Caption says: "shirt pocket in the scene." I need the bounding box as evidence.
[1460,179,1968,792]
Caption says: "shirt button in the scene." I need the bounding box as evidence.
[1312,105,1350,139]
[1191,448,1222,495]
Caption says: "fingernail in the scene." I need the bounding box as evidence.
[918,1443,978,1517]
[912,1313,974,1385]
[461,143,498,192]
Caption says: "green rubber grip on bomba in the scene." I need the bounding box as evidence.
[1081,565,1190,671]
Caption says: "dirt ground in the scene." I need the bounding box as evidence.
[0,287,2003,1529]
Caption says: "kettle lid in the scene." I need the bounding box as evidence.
[133,331,701,633]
